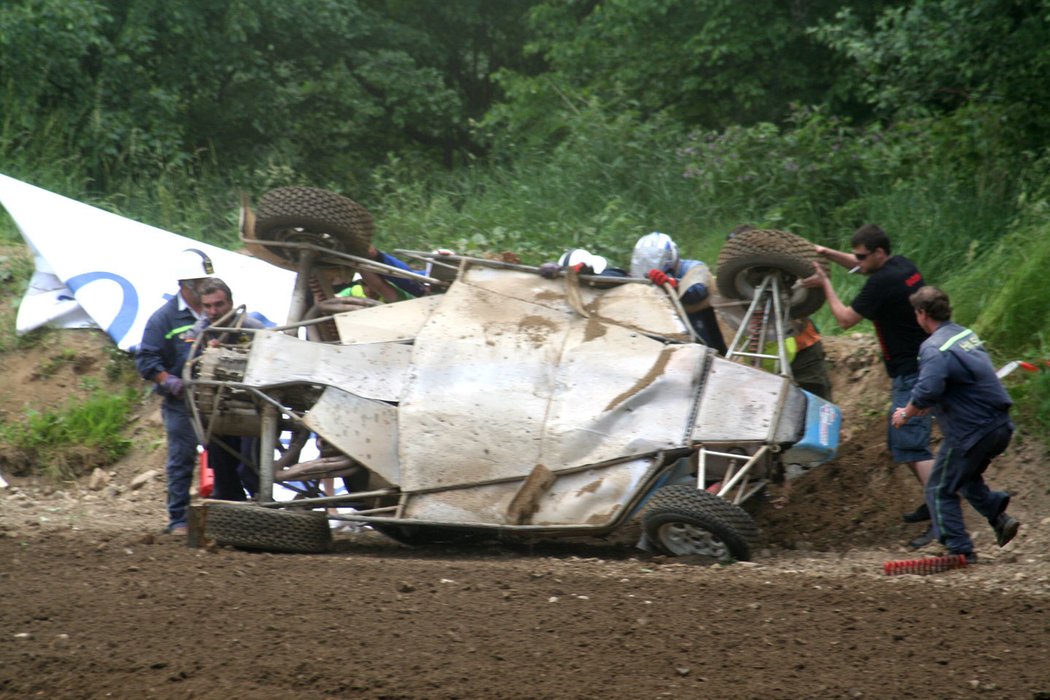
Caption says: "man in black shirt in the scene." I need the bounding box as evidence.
[803,224,935,547]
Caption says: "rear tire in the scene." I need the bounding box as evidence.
[248,186,374,267]
[642,484,758,562]
[716,229,826,319]
[202,501,333,554]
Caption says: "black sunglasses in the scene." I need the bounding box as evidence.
[854,251,870,261]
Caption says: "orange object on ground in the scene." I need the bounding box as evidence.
[199,449,214,499]
[883,554,968,575]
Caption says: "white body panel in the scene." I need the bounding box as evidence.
[301,387,401,485]
[243,330,410,403]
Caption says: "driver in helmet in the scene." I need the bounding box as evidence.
[631,232,728,355]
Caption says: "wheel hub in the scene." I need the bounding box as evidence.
[656,522,731,560]
[273,227,343,254]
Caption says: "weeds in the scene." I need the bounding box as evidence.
[0,308,49,353]
[0,252,33,292]
[1002,364,1050,437]
[0,388,142,480]
[34,348,78,379]
[104,345,139,383]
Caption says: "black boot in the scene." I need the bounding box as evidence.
[993,513,1019,547]
[908,526,934,549]
[902,502,930,523]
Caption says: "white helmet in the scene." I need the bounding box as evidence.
[173,248,214,281]
[558,248,608,274]
[630,232,678,277]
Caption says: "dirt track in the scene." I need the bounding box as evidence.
[2,526,1049,699]
[2,330,1050,698]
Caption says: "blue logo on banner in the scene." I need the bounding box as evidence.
[65,271,139,345]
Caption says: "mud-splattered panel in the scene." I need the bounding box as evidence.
[399,457,656,528]
[460,266,689,341]
[589,282,691,342]
[541,328,706,466]
[692,357,787,442]
[242,330,411,402]
[301,386,400,485]
[333,294,442,345]
[397,282,566,490]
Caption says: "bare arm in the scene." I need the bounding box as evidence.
[815,245,860,270]
[808,262,863,329]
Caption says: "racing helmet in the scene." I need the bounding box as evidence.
[173,248,215,281]
[629,232,679,278]
[558,248,608,274]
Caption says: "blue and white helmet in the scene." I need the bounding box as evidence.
[630,232,679,277]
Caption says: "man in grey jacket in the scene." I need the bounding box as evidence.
[891,286,1020,561]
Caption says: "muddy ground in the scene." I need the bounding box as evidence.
[2,309,1050,698]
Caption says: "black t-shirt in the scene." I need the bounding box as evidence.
[850,255,928,377]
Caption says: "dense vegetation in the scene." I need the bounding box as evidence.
[2,0,1050,432]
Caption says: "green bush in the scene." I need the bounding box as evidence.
[373,103,714,266]
[0,388,142,480]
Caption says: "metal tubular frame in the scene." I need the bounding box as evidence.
[241,237,444,286]
[724,273,794,380]
[697,445,771,505]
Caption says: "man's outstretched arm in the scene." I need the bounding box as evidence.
[815,245,860,271]
[803,261,863,329]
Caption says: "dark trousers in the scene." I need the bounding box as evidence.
[926,423,1012,554]
[692,307,728,355]
[161,399,198,528]
[792,341,832,401]
[208,435,259,501]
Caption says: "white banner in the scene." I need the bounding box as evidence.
[0,174,296,351]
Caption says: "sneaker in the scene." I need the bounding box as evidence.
[993,513,1019,547]
[164,523,188,536]
[908,526,935,549]
[902,502,931,523]
[951,551,978,564]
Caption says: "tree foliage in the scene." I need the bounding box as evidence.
[0,0,540,188]
[815,0,1050,151]
[484,0,897,146]
[817,0,1050,114]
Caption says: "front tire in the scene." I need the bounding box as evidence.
[642,485,758,562]
[201,501,333,554]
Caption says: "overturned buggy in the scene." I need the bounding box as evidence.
[188,191,840,563]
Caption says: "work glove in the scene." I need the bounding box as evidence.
[570,262,590,274]
[162,375,185,399]
[647,269,677,289]
[539,262,561,279]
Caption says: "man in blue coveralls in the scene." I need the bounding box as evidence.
[891,286,1020,562]
[135,249,213,535]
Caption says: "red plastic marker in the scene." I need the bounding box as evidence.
[198,449,214,499]
[883,554,968,575]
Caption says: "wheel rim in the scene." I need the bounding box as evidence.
[656,522,731,560]
[734,267,807,305]
[268,227,343,254]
